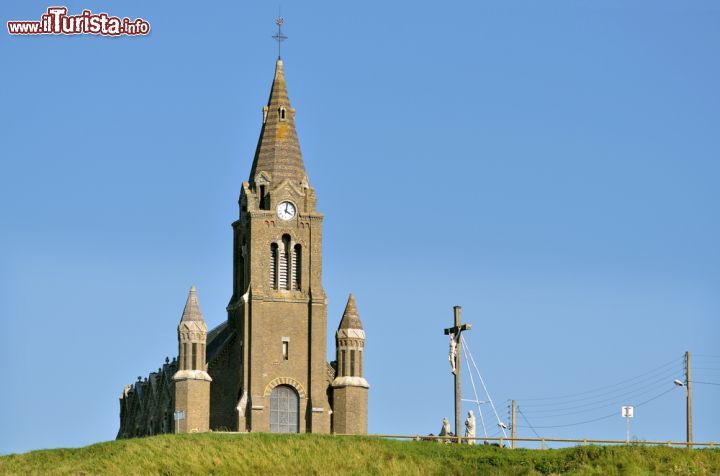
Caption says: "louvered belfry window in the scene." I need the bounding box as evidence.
[271,236,294,291]
[292,244,301,290]
[279,235,290,290]
[270,243,278,288]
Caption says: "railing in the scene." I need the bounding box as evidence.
[353,434,719,449]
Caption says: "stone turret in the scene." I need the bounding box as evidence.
[331,294,369,434]
[173,286,212,433]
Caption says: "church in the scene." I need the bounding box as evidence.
[117,54,369,436]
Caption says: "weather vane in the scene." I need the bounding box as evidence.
[272,13,287,59]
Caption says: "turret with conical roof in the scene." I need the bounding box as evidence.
[332,293,369,434]
[173,286,211,433]
[176,286,210,372]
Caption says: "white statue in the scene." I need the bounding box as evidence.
[464,410,476,444]
[448,333,457,374]
[439,417,451,437]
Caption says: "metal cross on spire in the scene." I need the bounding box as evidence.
[272,13,287,59]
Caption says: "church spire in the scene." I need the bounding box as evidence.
[249,58,308,187]
[179,285,205,323]
[338,293,364,330]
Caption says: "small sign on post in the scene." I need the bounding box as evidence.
[621,405,634,443]
[174,410,186,434]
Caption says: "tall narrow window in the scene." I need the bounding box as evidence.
[359,350,363,377]
[279,107,286,121]
[279,235,291,290]
[259,185,267,209]
[292,244,301,290]
[341,350,346,377]
[278,247,288,289]
[350,350,356,376]
[282,341,289,360]
[192,343,197,370]
[270,243,278,288]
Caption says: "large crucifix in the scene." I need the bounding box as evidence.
[443,305,471,441]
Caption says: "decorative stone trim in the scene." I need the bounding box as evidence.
[331,376,370,389]
[336,329,365,339]
[263,376,307,399]
[172,370,212,382]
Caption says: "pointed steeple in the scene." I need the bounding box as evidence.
[249,59,308,186]
[180,286,205,323]
[338,293,364,330]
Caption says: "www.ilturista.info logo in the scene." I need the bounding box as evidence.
[7,7,150,36]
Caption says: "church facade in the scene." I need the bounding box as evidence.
[117,57,369,437]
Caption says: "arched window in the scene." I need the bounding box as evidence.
[269,385,299,433]
[270,243,278,288]
[292,244,301,290]
[279,107,286,121]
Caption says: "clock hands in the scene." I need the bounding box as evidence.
[277,201,295,220]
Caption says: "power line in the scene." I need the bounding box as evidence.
[516,356,682,402]
[692,381,720,386]
[521,378,680,418]
[518,386,676,429]
[519,366,682,409]
[517,407,543,440]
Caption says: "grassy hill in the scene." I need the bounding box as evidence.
[1,433,718,475]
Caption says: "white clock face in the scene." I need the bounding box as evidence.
[277,201,296,220]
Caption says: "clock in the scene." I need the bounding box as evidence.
[277,201,296,220]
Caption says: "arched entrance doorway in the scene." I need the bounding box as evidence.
[269,385,299,433]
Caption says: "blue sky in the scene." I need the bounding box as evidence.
[1,0,719,454]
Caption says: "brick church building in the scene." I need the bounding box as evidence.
[117,56,369,437]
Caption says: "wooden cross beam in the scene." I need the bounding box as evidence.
[443,306,471,441]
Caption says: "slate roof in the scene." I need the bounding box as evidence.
[206,320,235,363]
[249,58,308,186]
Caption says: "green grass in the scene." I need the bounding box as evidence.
[1,433,718,475]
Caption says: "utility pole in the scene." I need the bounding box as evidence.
[685,351,693,445]
[511,400,517,449]
[444,306,471,442]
